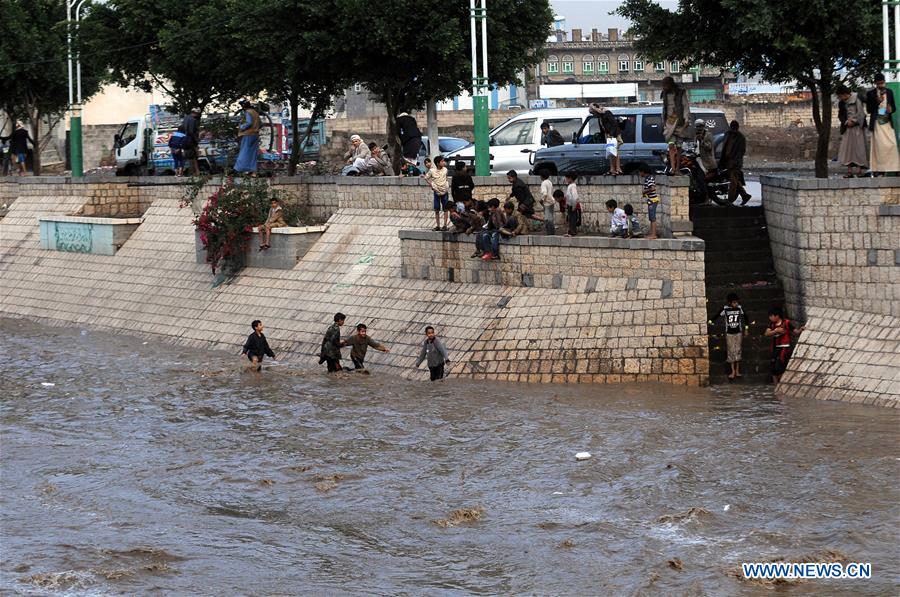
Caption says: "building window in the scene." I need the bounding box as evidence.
[582,54,594,75]
[562,55,574,74]
[634,59,644,72]
[670,60,681,73]
[547,56,559,74]
[619,60,629,73]
[353,83,362,93]
[655,62,665,72]
[598,55,609,74]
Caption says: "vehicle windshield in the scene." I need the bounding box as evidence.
[118,122,138,146]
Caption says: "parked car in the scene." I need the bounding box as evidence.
[443,108,590,174]
[530,107,728,176]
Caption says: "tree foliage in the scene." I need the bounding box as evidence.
[334,0,553,166]
[617,0,882,177]
[0,0,106,174]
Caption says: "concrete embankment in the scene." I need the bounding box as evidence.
[0,175,709,385]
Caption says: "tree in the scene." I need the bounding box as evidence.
[90,0,253,114]
[617,0,882,178]
[0,0,105,174]
[334,0,553,170]
[240,0,351,175]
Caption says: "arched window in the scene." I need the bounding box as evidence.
[597,54,609,74]
[547,55,559,74]
[562,54,574,74]
[618,54,630,73]
[582,54,594,74]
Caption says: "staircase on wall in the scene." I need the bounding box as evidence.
[691,205,787,384]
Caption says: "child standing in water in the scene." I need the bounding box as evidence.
[241,319,276,372]
[345,323,390,370]
[764,306,805,384]
[319,312,346,373]
[709,292,748,380]
[415,326,450,381]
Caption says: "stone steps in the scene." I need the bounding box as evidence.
[693,205,786,385]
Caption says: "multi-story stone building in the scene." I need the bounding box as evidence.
[530,28,733,104]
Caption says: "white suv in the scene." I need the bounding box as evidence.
[443,108,589,174]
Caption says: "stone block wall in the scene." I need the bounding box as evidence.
[398,230,709,385]
[762,176,900,407]
[763,177,900,319]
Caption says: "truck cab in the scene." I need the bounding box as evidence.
[114,117,154,176]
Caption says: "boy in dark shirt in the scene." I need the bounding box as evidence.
[763,306,805,384]
[319,312,346,372]
[414,326,450,381]
[241,319,276,372]
[709,292,748,380]
[474,198,503,258]
[451,161,475,210]
[344,323,390,370]
[506,170,542,222]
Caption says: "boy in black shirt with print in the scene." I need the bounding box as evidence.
[709,293,748,380]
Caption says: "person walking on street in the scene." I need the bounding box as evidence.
[661,76,691,175]
[720,120,752,205]
[396,112,423,164]
[837,85,869,177]
[234,100,261,175]
[866,73,900,175]
[181,108,201,176]
[2,122,34,176]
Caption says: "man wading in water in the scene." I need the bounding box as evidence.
[319,312,346,372]
[241,320,276,372]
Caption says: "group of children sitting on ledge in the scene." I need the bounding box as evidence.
[422,159,661,261]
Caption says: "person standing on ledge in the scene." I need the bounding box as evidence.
[319,312,346,373]
[234,100,261,176]
[720,120,752,205]
[396,112,423,165]
[836,85,868,178]
[866,73,900,176]
[764,306,804,385]
[661,76,690,175]
[415,326,450,381]
[241,320,276,372]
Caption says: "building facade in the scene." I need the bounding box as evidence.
[531,28,733,104]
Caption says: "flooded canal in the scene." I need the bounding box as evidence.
[1,319,898,595]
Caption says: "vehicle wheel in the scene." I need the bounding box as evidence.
[534,165,555,178]
[123,164,138,177]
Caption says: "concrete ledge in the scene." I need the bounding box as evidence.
[40,215,143,225]
[39,215,141,255]
[195,226,326,270]
[398,229,705,252]
[250,225,327,234]
[877,204,900,216]
[759,175,900,190]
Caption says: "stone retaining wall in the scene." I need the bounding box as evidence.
[0,176,706,387]
[762,176,900,407]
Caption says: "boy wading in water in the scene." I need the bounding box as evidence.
[415,326,450,381]
[319,312,346,372]
[710,293,748,380]
[241,319,276,372]
[344,323,390,370]
[764,306,805,384]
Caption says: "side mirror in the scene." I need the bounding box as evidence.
[572,132,578,142]
[113,133,121,148]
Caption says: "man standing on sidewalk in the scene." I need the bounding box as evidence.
[720,120,752,205]
[181,108,201,176]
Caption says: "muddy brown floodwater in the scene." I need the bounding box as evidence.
[1,319,898,596]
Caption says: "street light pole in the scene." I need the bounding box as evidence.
[67,0,89,177]
[470,0,489,175]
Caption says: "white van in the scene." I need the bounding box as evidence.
[443,108,589,174]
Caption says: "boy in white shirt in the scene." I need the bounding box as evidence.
[423,155,450,231]
[606,199,627,237]
[539,171,555,235]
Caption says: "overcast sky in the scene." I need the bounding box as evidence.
[549,0,678,32]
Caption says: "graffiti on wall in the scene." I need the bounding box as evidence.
[54,223,93,253]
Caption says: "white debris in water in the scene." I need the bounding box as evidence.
[41,382,55,387]
[575,452,592,461]
[142,342,148,345]
[80,330,88,335]
[723,504,731,511]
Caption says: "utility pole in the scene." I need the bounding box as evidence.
[470,0,489,175]
[426,99,439,162]
[67,0,89,177]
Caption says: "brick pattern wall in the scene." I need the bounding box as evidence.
[0,177,705,387]
[763,177,900,319]
[777,307,899,408]
[763,177,900,407]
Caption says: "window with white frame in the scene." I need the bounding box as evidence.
[670,60,681,73]
[582,54,594,74]
[634,58,645,72]
[547,55,559,74]
[598,55,609,74]
[618,55,630,73]
[562,55,574,74]
[654,62,665,72]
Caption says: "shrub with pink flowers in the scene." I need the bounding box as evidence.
[193,177,305,274]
